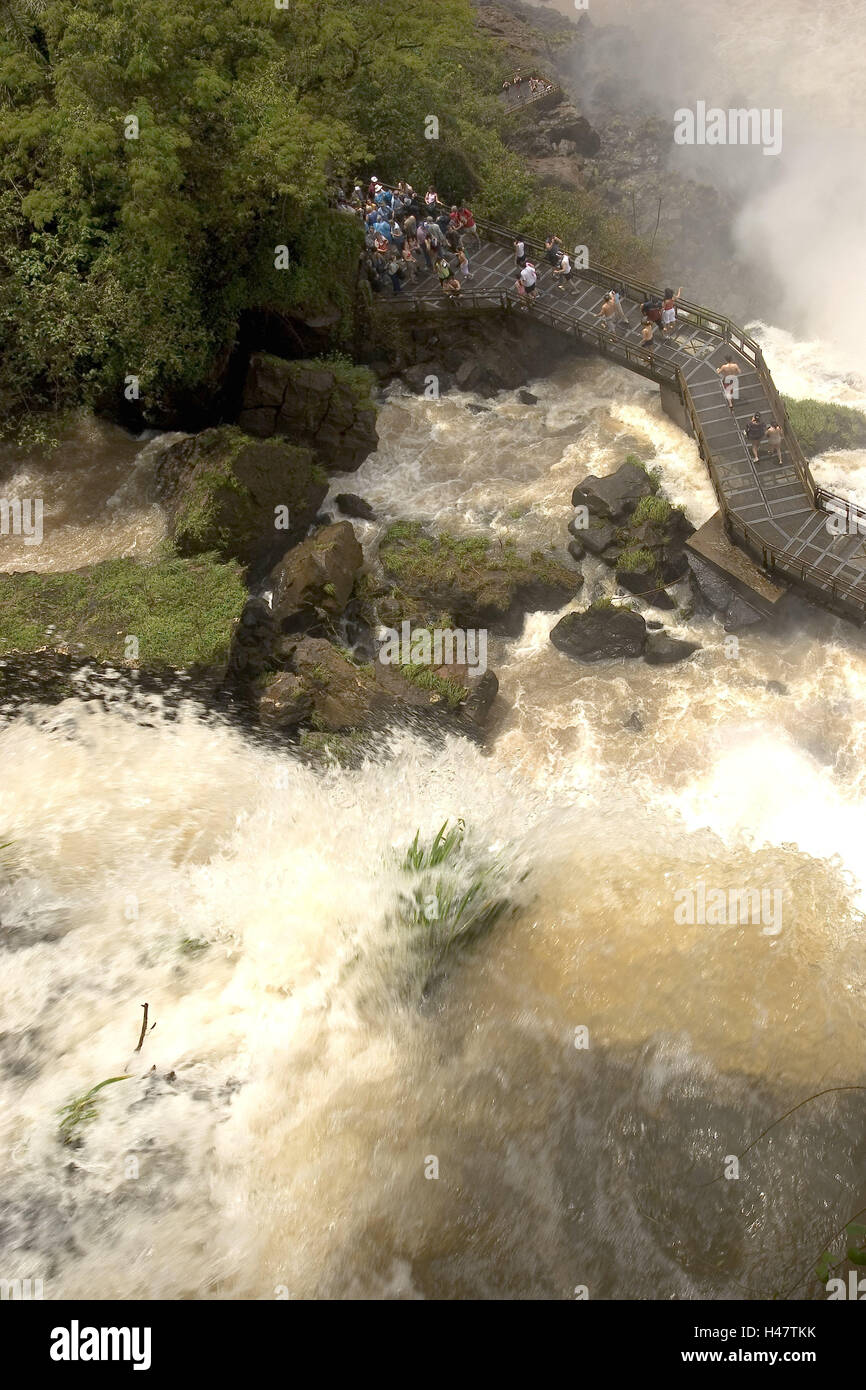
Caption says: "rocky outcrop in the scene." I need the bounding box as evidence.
[569,458,695,610]
[507,96,601,161]
[335,493,376,521]
[256,672,312,728]
[644,633,701,665]
[687,553,765,630]
[155,426,327,570]
[378,521,583,635]
[550,605,647,662]
[375,315,577,398]
[238,355,378,472]
[571,460,655,521]
[269,521,364,631]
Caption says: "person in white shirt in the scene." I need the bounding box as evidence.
[553,252,573,290]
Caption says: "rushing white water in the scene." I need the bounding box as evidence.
[2,343,866,1299]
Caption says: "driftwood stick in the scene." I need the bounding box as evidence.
[135,1003,149,1053]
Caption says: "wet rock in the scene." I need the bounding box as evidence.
[335,493,376,522]
[567,538,586,563]
[461,669,500,729]
[572,461,656,521]
[550,606,647,662]
[238,354,378,473]
[270,522,363,631]
[723,597,765,631]
[624,710,644,731]
[765,679,788,696]
[644,633,701,665]
[155,426,327,569]
[289,637,389,731]
[378,522,582,635]
[256,672,312,728]
[646,620,664,631]
[518,389,539,405]
[580,520,619,556]
[227,596,276,680]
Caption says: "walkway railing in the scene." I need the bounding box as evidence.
[500,85,560,113]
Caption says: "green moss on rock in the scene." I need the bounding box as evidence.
[378,521,582,633]
[157,426,326,565]
[0,554,246,670]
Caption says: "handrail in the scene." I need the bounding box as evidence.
[368,181,866,613]
[500,85,560,113]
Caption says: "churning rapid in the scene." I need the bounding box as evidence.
[2,341,866,1299]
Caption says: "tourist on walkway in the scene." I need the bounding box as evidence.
[661,287,683,334]
[416,220,434,270]
[456,205,481,251]
[456,246,471,281]
[717,359,741,410]
[519,260,538,306]
[545,234,563,267]
[642,296,663,327]
[514,237,527,269]
[746,413,766,462]
[611,287,627,324]
[640,319,656,357]
[386,254,404,294]
[425,186,439,211]
[597,293,622,335]
[435,255,461,298]
[766,420,784,464]
[553,251,573,290]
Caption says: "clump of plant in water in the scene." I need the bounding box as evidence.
[58,1076,130,1147]
[373,819,528,1008]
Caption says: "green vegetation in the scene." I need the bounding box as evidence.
[0,553,246,668]
[179,936,209,956]
[168,427,321,563]
[631,494,672,527]
[380,521,575,592]
[384,818,527,1003]
[0,0,651,444]
[782,397,866,458]
[616,546,657,575]
[399,659,469,709]
[299,728,367,764]
[58,1076,130,1146]
[625,454,662,489]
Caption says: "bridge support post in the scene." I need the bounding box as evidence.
[659,382,693,437]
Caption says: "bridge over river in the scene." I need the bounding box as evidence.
[377,213,866,624]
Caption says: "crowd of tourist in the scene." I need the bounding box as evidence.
[335,176,481,300]
[337,171,779,464]
[501,71,556,101]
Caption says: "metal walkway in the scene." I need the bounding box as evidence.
[377,220,866,622]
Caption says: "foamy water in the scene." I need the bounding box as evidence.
[2,339,866,1298]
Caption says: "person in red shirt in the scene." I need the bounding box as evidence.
[456,205,481,252]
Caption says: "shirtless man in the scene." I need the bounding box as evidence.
[717,358,741,410]
[765,420,784,464]
[597,293,621,335]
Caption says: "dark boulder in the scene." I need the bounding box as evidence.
[257,672,312,728]
[238,354,378,473]
[550,606,647,662]
[270,522,363,630]
[580,520,619,556]
[155,426,327,570]
[644,633,701,665]
[571,461,656,521]
[335,493,376,522]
